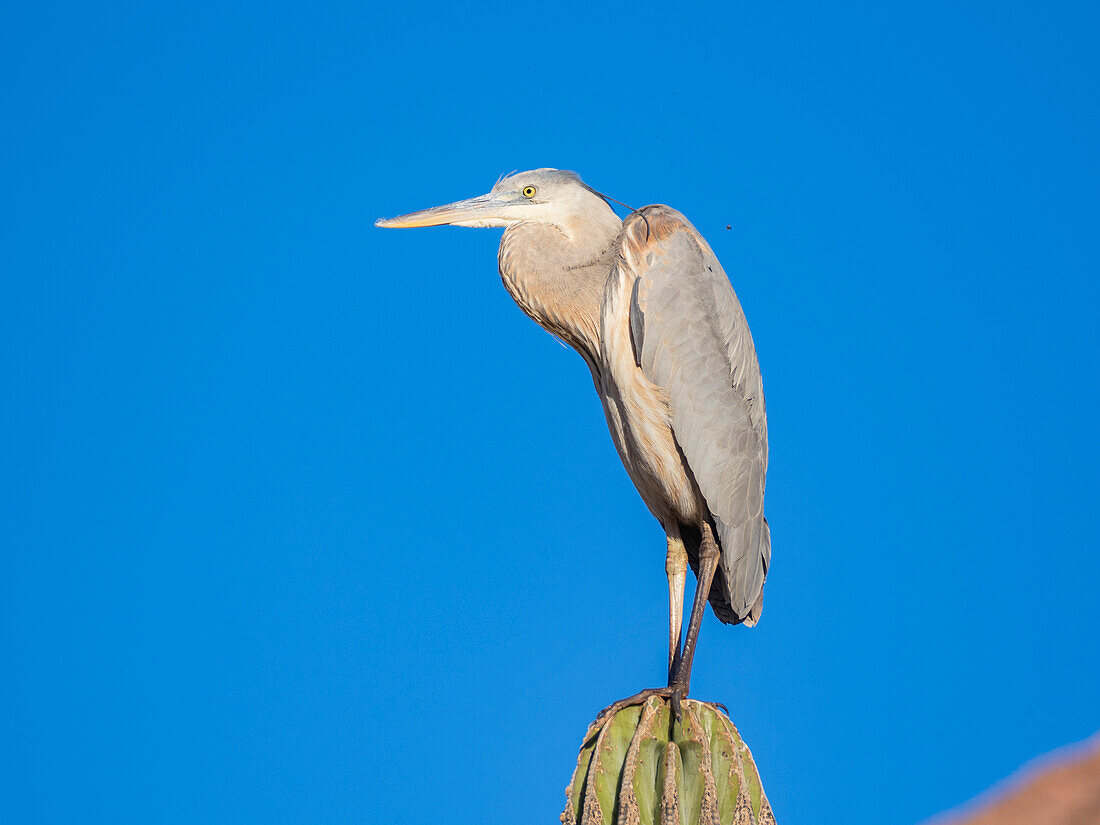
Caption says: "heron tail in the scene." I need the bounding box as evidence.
[680,517,769,627]
[704,515,770,627]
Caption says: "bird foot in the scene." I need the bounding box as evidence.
[594,685,689,724]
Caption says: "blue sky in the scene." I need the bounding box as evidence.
[3,2,1098,823]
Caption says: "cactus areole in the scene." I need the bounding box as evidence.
[563,696,776,825]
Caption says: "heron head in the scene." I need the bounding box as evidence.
[375,168,618,237]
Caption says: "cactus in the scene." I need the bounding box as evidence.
[562,696,776,825]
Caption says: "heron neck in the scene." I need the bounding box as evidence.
[498,217,621,374]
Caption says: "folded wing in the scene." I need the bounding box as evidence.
[623,206,770,624]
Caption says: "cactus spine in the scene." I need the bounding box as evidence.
[562,696,776,825]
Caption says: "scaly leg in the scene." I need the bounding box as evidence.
[671,521,720,701]
[597,524,713,725]
[665,529,687,686]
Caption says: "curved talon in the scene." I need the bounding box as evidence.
[594,687,673,724]
[595,689,730,727]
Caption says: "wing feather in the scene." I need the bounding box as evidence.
[624,206,770,624]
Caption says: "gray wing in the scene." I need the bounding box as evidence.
[624,205,770,625]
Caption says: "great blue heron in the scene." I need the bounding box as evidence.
[377,169,770,711]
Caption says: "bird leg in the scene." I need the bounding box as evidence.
[670,521,720,702]
[595,530,694,724]
[665,530,687,685]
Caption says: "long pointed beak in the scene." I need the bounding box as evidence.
[375,193,505,228]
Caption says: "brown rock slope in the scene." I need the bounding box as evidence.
[928,735,1100,825]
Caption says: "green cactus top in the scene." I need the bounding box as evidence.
[562,696,776,825]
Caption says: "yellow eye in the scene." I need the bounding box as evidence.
[522,186,537,198]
